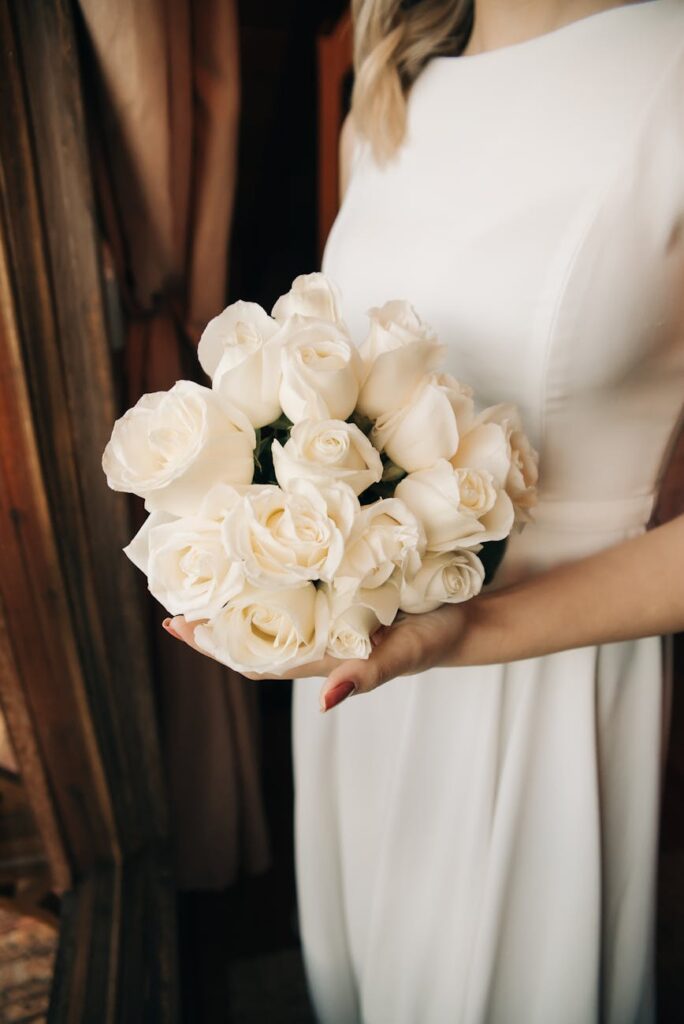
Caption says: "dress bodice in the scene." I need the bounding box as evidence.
[321,0,684,579]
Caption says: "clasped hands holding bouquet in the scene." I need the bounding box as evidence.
[102,273,539,710]
[163,600,470,711]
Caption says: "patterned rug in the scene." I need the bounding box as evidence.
[0,908,57,1024]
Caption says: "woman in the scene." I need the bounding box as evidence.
[167,0,684,1019]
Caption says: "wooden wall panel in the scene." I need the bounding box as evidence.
[0,0,168,864]
[0,0,179,1016]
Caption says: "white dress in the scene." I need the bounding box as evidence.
[292,3,684,1022]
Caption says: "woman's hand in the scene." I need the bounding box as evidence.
[162,602,470,710]
[161,511,684,713]
[162,615,340,681]
[319,604,469,709]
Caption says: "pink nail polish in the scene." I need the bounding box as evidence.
[162,619,181,640]
[321,679,357,712]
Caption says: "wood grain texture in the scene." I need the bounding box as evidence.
[49,853,179,1024]
[1,0,168,858]
[0,0,179,1017]
[0,155,115,873]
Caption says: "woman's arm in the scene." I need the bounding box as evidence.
[166,511,684,709]
[457,511,684,665]
[318,511,684,708]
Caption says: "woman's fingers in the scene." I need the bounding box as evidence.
[287,655,339,679]
[161,617,339,681]
[162,615,222,662]
[319,621,426,711]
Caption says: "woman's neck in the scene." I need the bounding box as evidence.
[461,0,642,56]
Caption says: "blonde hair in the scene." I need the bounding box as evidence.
[350,0,474,165]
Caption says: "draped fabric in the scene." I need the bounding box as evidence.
[294,4,684,1020]
[78,0,270,887]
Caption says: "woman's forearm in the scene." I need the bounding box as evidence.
[451,512,684,666]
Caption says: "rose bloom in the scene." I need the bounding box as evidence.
[195,582,329,675]
[399,549,485,614]
[278,316,361,423]
[221,482,346,588]
[450,418,512,490]
[334,498,425,623]
[356,299,446,420]
[271,272,347,328]
[101,380,255,516]
[468,403,540,522]
[198,300,283,429]
[325,588,381,661]
[371,372,475,473]
[395,459,514,551]
[272,418,382,497]
[289,479,359,541]
[124,509,244,622]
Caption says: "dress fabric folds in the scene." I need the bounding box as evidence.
[292,2,684,1021]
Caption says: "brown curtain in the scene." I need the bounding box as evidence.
[77,0,270,888]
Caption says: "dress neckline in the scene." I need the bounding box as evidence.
[432,0,664,66]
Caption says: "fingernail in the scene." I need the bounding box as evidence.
[162,618,181,640]
[320,679,357,712]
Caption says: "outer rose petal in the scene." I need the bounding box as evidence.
[371,374,467,472]
[325,588,381,661]
[198,300,279,378]
[395,459,515,551]
[125,509,244,621]
[277,316,361,423]
[271,272,347,328]
[123,510,177,574]
[103,380,256,517]
[334,497,425,595]
[472,403,540,521]
[399,549,484,614]
[356,299,446,419]
[195,583,329,675]
[221,483,346,588]
[451,422,512,489]
[272,419,382,497]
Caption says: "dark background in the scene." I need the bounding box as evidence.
[179,3,347,1020]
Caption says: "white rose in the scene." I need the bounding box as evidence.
[450,420,512,489]
[356,299,446,420]
[325,589,381,661]
[371,372,475,473]
[471,404,539,522]
[278,316,361,423]
[197,300,283,429]
[271,272,347,327]
[195,582,329,675]
[287,478,360,540]
[399,549,485,614]
[272,418,382,497]
[334,498,425,620]
[102,380,256,516]
[123,509,243,622]
[395,459,514,551]
[221,482,345,588]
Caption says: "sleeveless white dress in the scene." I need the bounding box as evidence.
[292,3,684,1021]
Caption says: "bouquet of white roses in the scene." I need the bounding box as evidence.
[102,273,539,675]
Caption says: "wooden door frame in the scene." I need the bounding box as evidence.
[0,0,178,1018]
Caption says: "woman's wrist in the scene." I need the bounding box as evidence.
[446,587,511,667]
[443,512,684,670]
